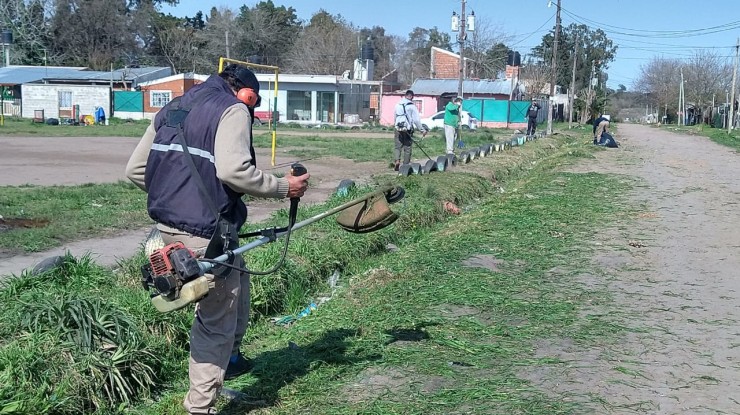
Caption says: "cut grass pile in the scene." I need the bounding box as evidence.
[0,129,630,414]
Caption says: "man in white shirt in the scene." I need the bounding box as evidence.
[393,90,426,170]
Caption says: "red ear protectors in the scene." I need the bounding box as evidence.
[236,88,260,107]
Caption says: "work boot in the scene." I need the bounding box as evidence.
[224,353,254,380]
[393,161,400,171]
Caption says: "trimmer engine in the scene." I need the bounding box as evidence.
[141,242,202,301]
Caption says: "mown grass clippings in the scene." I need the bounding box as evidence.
[1,130,633,414]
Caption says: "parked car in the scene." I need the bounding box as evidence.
[420,110,479,131]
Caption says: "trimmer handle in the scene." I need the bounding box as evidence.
[288,163,307,227]
[290,163,307,178]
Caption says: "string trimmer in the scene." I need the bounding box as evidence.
[141,164,406,313]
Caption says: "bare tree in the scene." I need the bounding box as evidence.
[0,0,56,65]
[155,25,201,74]
[465,16,513,79]
[285,11,357,75]
[520,58,550,100]
[634,56,682,120]
[683,50,732,110]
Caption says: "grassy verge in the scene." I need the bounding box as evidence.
[655,123,740,151]
[0,182,151,255]
[0,117,150,137]
[0,128,630,414]
[255,128,517,162]
[0,128,516,257]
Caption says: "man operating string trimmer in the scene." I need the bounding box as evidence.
[125,64,310,415]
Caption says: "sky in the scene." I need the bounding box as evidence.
[161,0,740,90]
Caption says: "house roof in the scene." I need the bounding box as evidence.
[410,78,519,96]
[431,46,473,62]
[138,72,203,87]
[256,73,339,84]
[0,65,172,86]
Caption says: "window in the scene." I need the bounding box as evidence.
[287,90,312,121]
[150,91,172,108]
[58,91,72,108]
[316,91,335,123]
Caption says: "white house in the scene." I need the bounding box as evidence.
[253,74,380,125]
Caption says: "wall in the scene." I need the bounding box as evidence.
[380,94,438,126]
[21,84,110,119]
[431,48,460,79]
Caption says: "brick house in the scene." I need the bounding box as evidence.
[430,46,473,79]
[138,73,206,114]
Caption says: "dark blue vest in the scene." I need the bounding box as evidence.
[145,75,254,239]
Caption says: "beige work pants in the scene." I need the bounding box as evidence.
[595,120,610,140]
[157,224,250,415]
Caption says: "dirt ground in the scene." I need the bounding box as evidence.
[525,124,740,413]
[0,135,388,277]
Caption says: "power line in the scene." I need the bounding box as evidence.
[508,13,555,47]
[561,8,740,39]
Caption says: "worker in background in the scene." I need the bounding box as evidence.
[125,64,309,415]
[443,97,463,155]
[526,97,541,136]
[393,90,426,171]
[593,114,610,144]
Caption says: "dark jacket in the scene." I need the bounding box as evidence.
[527,102,540,118]
[145,75,253,239]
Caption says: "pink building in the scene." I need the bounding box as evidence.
[380,93,439,126]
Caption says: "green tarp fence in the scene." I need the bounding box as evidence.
[462,99,534,123]
[114,91,143,113]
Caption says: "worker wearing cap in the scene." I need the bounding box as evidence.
[125,64,310,414]
[526,97,541,136]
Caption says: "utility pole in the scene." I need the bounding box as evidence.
[546,0,561,136]
[452,0,471,98]
[584,60,595,123]
[568,33,578,129]
[729,37,739,133]
[678,68,684,126]
[451,2,474,143]
[225,31,231,59]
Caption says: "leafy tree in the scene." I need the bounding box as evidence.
[531,23,617,93]
[50,0,136,70]
[235,1,300,67]
[399,26,452,84]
